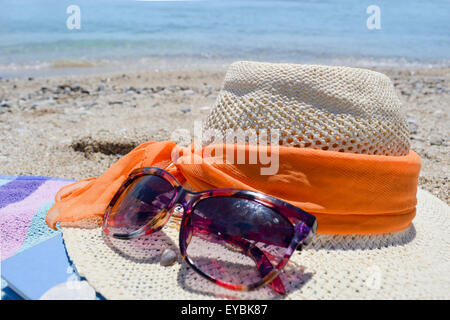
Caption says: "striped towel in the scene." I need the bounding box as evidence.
[0,175,74,300]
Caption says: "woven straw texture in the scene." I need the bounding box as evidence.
[205,61,410,156]
[61,189,450,300]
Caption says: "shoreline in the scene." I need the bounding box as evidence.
[2,55,450,80]
[0,65,448,204]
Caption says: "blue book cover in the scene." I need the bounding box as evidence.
[1,234,101,300]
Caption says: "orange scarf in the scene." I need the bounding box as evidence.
[46,141,421,234]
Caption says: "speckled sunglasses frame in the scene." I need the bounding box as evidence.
[102,167,317,294]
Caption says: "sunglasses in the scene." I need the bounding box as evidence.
[102,167,317,295]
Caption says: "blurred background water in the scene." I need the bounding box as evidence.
[0,0,449,77]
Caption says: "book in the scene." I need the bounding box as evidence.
[1,234,100,300]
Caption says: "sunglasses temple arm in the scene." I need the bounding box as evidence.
[246,245,286,295]
[215,231,286,295]
[193,224,286,295]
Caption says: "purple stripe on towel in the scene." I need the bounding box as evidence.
[0,178,47,210]
[0,180,70,260]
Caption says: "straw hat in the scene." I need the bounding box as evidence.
[60,62,449,299]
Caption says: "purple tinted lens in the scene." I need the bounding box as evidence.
[186,197,294,287]
[106,175,175,236]
[192,197,293,247]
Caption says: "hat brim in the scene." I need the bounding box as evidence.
[61,188,450,299]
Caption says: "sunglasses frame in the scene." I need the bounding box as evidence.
[102,167,317,293]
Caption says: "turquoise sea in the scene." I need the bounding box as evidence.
[0,0,449,77]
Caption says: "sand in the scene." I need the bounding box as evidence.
[0,66,448,204]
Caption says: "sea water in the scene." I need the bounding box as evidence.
[0,0,449,77]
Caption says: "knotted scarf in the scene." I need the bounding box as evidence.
[46,141,421,234]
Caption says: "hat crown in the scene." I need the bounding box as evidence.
[205,61,410,156]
